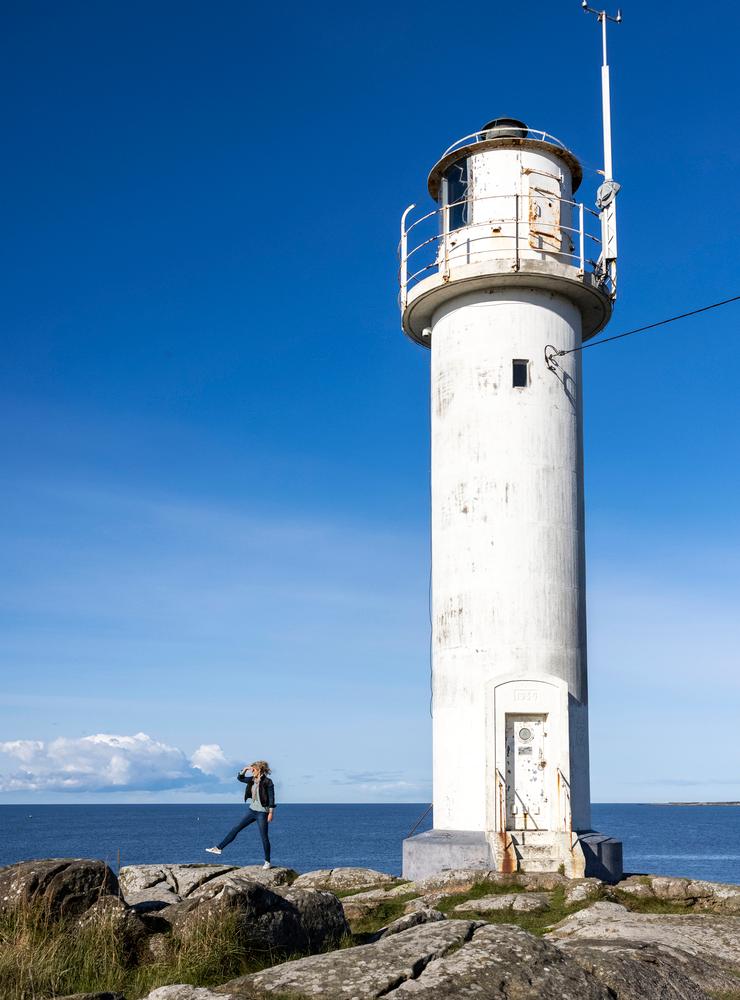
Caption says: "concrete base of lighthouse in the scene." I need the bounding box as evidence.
[402,829,623,883]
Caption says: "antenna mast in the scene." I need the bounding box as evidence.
[582,1,622,296]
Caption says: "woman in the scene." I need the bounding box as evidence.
[206,760,276,868]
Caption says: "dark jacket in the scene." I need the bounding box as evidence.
[237,771,276,810]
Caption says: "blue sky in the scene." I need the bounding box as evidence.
[2,0,739,804]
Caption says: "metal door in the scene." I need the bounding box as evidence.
[505,714,548,829]
[526,170,562,253]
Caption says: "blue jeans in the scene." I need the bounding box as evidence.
[217,808,271,861]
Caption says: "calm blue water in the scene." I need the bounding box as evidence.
[0,804,738,884]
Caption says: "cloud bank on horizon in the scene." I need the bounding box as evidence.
[0,733,237,793]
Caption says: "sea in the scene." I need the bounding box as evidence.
[1,804,739,884]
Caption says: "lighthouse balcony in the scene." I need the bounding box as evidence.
[399,192,614,347]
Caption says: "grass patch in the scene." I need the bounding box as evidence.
[0,901,309,1000]
[333,881,406,899]
[612,891,695,915]
[440,885,596,936]
[348,896,419,938]
[436,880,525,916]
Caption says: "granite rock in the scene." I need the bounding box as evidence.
[558,938,732,997]
[217,919,479,998]
[453,890,552,914]
[145,989,234,1000]
[292,867,398,892]
[0,858,119,918]
[387,923,610,999]
[188,865,297,896]
[613,874,740,914]
[372,907,447,940]
[163,876,347,956]
[78,894,149,959]
[547,900,740,973]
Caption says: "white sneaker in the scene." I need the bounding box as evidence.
[206,846,222,855]
[263,861,272,869]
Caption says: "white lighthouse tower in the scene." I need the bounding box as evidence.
[400,66,624,880]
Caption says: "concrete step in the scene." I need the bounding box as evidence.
[514,845,555,859]
[509,830,553,848]
[517,857,562,873]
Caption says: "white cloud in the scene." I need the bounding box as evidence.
[0,732,237,793]
[190,743,234,780]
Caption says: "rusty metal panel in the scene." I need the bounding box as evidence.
[505,714,549,829]
[526,169,562,252]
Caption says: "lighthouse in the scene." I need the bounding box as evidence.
[399,112,624,881]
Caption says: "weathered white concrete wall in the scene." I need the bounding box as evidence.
[430,286,591,833]
[446,144,575,269]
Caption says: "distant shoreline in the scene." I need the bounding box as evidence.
[661,802,740,807]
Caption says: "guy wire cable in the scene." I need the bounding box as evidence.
[547,294,740,365]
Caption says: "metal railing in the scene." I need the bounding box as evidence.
[556,767,575,846]
[440,127,572,162]
[399,192,612,311]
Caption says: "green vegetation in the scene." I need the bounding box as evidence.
[348,895,419,938]
[439,883,599,936]
[612,890,695,915]
[333,881,408,899]
[0,901,299,1000]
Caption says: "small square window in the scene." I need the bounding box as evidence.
[512,359,529,388]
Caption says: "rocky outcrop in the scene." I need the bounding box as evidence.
[217,919,479,998]
[0,859,119,917]
[160,875,348,955]
[453,890,552,914]
[291,867,399,892]
[403,868,570,895]
[383,923,611,999]
[372,907,447,940]
[78,894,149,960]
[9,860,740,1000]
[146,991,226,1000]
[118,863,297,911]
[615,874,740,913]
[557,939,733,998]
[547,900,740,975]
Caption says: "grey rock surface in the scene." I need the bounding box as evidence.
[277,885,349,949]
[388,923,610,999]
[403,892,447,914]
[188,865,296,896]
[119,863,296,909]
[162,876,348,956]
[558,938,733,997]
[0,858,119,917]
[613,874,740,913]
[372,907,446,940]
[292,867,397,892]
[168,865,237,897]
[453,890,551,914]
[146,989,236,1000]
[217,919,478,998]
[404,869,571,896]
[125,884,182,912]
[119,864,172,895]
[78,894,149,959]
[564,878,604,905]
[547,900,740,970]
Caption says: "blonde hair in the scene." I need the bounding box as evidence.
[250,760,271,776]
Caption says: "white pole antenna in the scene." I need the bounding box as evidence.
[581,1,622,298]
[581,2,622,181]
